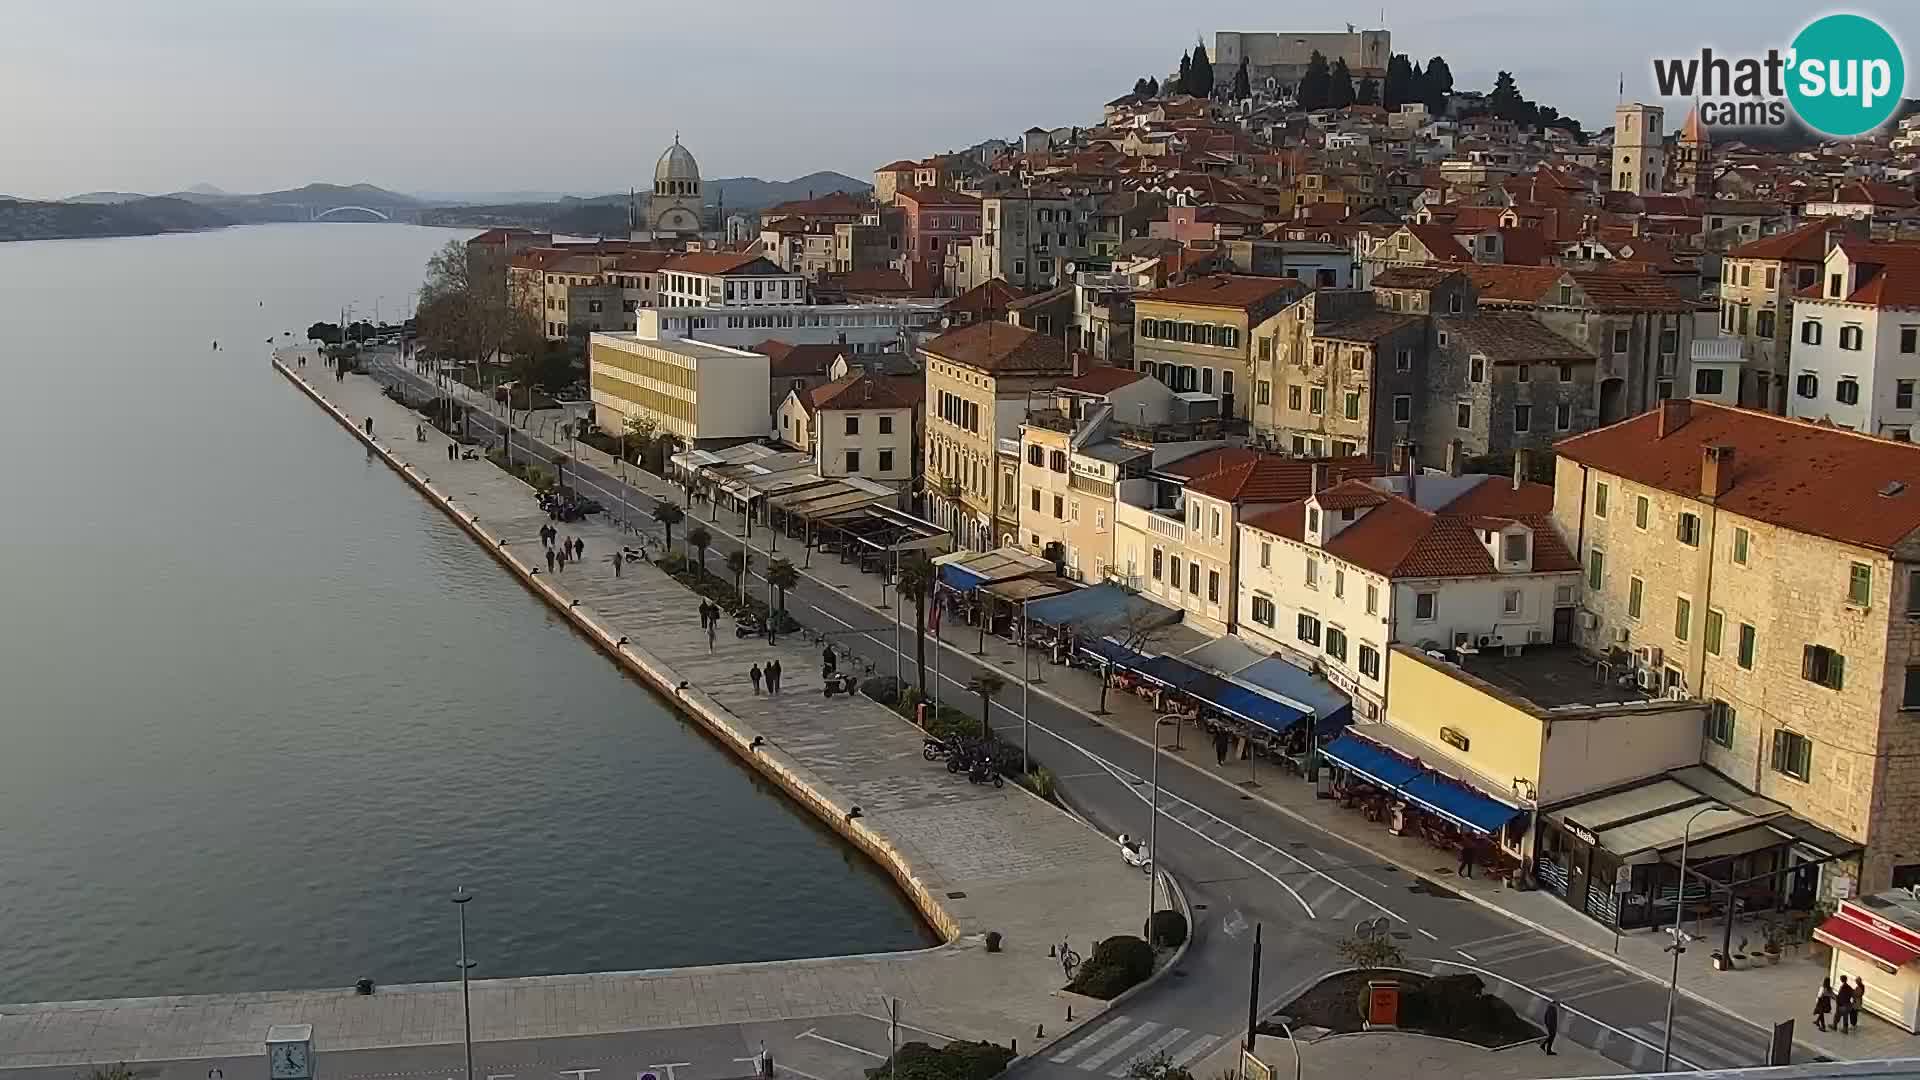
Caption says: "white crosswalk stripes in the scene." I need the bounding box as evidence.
[1106,1027,1191,1077]
[1077,1021,1162,1072]
[1045,1017,1227,1075]
[1627,1014,1765,1069]
[1451,929,1571,965]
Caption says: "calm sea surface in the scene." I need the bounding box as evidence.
[0,223,930,1003]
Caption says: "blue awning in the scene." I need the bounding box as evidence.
[1319,732,1522,835]
[1078,636,1153,672]
[1025,583,1181,631]
[1133,654,1207,690]
[1233,658,1354,736]
[1133,656,1312,736]
[940,564,988,591]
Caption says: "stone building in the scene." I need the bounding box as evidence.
[1611,103,1666,196]
[1214,29,1390,96]
[1553,399,1920,894]
[1133,274,1307,423]
[1252,288,1428,463]
[1715,220,1858,413]
[647,137,705,238]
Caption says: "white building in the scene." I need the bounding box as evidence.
[660,252,808,308]
[655,300,945,354]
[1234,465,1582,718]
[775,372,920,488]
[589,312,771,447]
[1786,241,1920,439]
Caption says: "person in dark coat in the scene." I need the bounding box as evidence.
[749,664,763,695]
[1815,977,1834,1031]
[1540,999,1559,1054]
[1457,837,1476,878]
[1835,977,1856,1034]
[767,659,782,695]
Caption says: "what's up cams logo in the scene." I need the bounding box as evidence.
[1652,13,1906,136]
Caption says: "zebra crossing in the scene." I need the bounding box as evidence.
[1045,1015,1225,1076]
[1627,1014,1767,1070]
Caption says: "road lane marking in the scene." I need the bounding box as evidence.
[797,1031,885,1059]
[1049,1017,1135,1063]
[1078,1021,1162,1072]
[1108,1028,1191,1077]
[1455,949,1477,961]
[853,1011,957,1041]
[1168,1035,1223,1068]
[1417,928,1438,941]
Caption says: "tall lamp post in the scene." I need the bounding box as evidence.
[1146,714,1176,932]
[1662,804,1730,1071]
[452,887,477,1080]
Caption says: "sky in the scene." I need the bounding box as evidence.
[1,0,1913,201]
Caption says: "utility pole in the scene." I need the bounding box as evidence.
[452,888,476,1080]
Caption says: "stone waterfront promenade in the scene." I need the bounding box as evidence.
[0,354,1148,1070]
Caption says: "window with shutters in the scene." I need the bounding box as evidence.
[1707,700,1735,748]
[1414,591,1437,620]
[1325,627,1348,662]
[1704,609,1724,655]
[1189,562,1200,593]
[1770,729,1811,782]
[1676,512,1701,546]
[1297,613,1322,645]
[1802,644,1845,690]
[1628,576,1644,620]
[1588,548,1605,591]
[1251,595,1275,627]
[1849,562,1872,606]
[1675,596,1692,641]
[1359,645,1380,679]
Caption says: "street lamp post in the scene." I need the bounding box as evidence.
[452,887,476,1080]
[1662,804,1730,1071]
[1020,598,1031,775]
[1146,714,1175,932]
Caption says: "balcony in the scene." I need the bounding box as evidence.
[1116,499,1185,543]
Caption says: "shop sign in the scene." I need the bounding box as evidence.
[1439,726,1471,752]
[1564,818,1598,845]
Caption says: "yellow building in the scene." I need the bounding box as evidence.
[589,313,769,446]
[1133,275,1306,422]
[922,321,1078,551]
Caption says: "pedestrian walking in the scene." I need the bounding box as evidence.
[1540,1000,1559,1055]
[1457,838,1476,879]
[1214,729,1231,766]
[1849,979,1865,1032]
[557,547,567,573]
[1815,977,1834,1031]
[767,659,782,694]
[449,441,457,461]
[698,601,711,630]
[749,664,763,694]
[573,536,584,559]
[707,620,717,652]
[365,416,374,436]
[1836,977,1856,1033]
[545,548,555,572]
[823,643,837,676]
[612,553,623,578]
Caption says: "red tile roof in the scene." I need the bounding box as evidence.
[897,186,983,208]
[1186,455,1381,503]
[1059,365,1149,395]
[809,373,922,411]
[1727,219,1849,261]
[1554,400,1920,553]
[1465,264,1566,303]
[922,321,1075,376]
[1159,446,1259,481]
[1243,477,1577,578]
[755,339,845,378]
[663,251,788,276]
[1139,274,1304,312]
[1565,270,1697,313]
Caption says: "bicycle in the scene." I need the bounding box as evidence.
[1058,940,1082,979]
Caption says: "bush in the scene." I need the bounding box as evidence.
[1146,908,1188,948]
[1335,931,1406,968]
[1023,766,1056,800]
[862,675,905,707]
[867,1041,1013,1080]
[1071,935,1155,998]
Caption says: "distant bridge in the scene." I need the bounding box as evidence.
[310,205,393,222]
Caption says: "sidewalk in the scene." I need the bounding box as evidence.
[384,355,1915,1063]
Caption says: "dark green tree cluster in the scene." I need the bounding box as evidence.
[1168,41,1214,97]
[1373,53,1455,113]
[1479,70,1586,139]
[1130,76,1160,98]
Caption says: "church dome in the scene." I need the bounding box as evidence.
[655,138,700,183]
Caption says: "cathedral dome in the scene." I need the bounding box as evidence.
[655,138,700,183]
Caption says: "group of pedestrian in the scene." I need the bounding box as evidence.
[540,525,583,573]
[750,659,783,695]
[699,600,723,651]
[1816,975,1867,1033]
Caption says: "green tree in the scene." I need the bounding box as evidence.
[968,673,1005,743]
[1357,76,1380,106]
[1124,1050,1194,1080]
[416,239,522,386]
[306,321,341,344]
[1297,51,1331,110]
[1144,76,1159,98]
[1424,55,1455,114]
[1188,41,1214,97]
[652,500,685,551]
[767,557,799,621]
[1133,77,1151,97]
[1410,60,1427,111]
[1231,56,1251,102]
[1328,57,1356,108]
[1488,71,1524,122]
[896,554,933,697]
[1383,53,1414,109]
[687,525,713,578]
[1176,51,1192,96]
[622,413,657,467]
[726,548,752,605]
[1092,588,1173,715]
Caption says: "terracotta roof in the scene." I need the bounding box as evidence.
[897,186,982,208]
[612,251,672,272]
[1821,181,1919,209]
[1310,479,1392,510]
[1315,310,1425,343]
[1405,224,1473,261]
[945,278,1025,317]
[921,321,1075,376]
[1059,365,1149,395]
[1566,270,1697,313]
[1465,264,1566,303]
[1186,455,1381,503]
[1555,400,1920,553]
[809,372,922,411]
[1244,477,1578,578]
[663,251,788,276]
[876,160,919,172]
[1727,219,1849,261]
[1139,274,1303,312]
[1439,311,1591,363]
[1159,446,1259,481]
[755,339,845,378]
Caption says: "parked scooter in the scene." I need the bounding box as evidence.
[734,613,766,639]
[823,672,861,698]
[923,735,960,762]
[1117,833,1152,872]
[967,756,1004,788]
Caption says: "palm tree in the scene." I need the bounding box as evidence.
[968,673,1005,742]
[687,526,713,578]
[767,557,799,628]
[652,501,685,552]
[726,548,753,605]
[896,554,933,697]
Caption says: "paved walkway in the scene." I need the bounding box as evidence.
[0,354,1150,1070]
[1240,1029,1617,1080]
[395,361,1919,1064]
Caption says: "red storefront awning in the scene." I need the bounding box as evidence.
[1815,915,1920,969]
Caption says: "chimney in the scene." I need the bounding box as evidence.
[1656,398,1692,438]
[1513,447,1533,490]
[1446,438,1463,477]
[1310,461,1329,494]
[1701,444,1735,500]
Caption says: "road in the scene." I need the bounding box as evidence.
[365,358,1795,1076]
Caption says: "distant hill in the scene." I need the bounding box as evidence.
[708,171,871,212]
[160,182,421,223]
[0,196,233,242]
[64,191,150,205]
[183,183,228,196]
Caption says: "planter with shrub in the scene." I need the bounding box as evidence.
[1069,934,1156,999]
[866,1041,1013,1080]
[1146,909,1188,948]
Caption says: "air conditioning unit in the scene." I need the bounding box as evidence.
[1614,627,1631,644]
[1579,610,1598,630]
[1477,634,1501,649]
[1636,669,1657,690]
[1528,629,1547,644]
[1637,645,1664,668]
[1665,686,1688,701]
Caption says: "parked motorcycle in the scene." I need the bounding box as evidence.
[967,757,1004,788]
[923,736,959,762]
[823,672,861,698]
[1117,833,1152,872]
[734,613,766,639]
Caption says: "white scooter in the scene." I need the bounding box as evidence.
[1118,833,1152,873]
